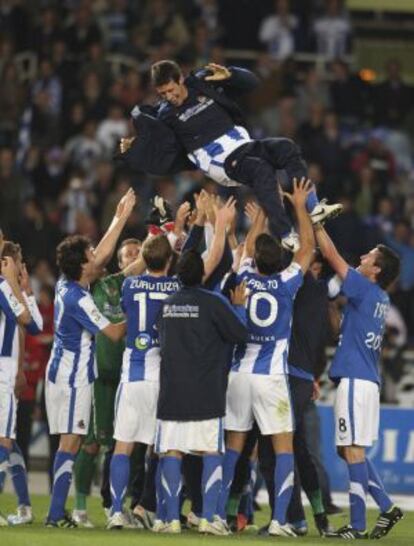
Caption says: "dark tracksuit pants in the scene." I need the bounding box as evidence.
[258,376,322,523]
[224,138,308,239]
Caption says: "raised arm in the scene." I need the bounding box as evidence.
[314,224,349,280]
[202,64,259,95]
[94,188,136,269]
[284,178,315,273]
[242,202,267,260]
[1,257,31,326]
[203,196,236,281]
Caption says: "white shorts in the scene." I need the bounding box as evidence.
[45,381,92,435]
[334,378,380,447]
[114,381,159,445]
[0,388,17,440]
[225,372,294,435]
[155,417,225,454]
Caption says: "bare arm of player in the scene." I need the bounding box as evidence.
[328,300,342,340]
[314,224,349,280]
[15,326,27,398]
[284,178,315,273]
[242,202,267,260]
[1,256,31,326]
[203,196,236,281]
[101,321,126,342]
[94,188,136,269]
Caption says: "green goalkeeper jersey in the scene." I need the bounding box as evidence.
[92,272,125,382]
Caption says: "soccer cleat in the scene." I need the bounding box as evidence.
[132,505,155,529]
[268,519,298,537]
[288,522,308,536]
[71,509,94,528]
[314,512,334,536]
[326,524,368,539]
[326,502,344,515]
[7,505,33,526]
[186,511,201,529]
[199,516,231,536]
[156,519,181,533]
[370,506,403,539]
[281,229,300,253]
[45,512,78,528]
[310,200,343,225]
[106,511,125,530]
[152,519,167,533]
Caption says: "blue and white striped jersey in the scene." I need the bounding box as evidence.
[121,274,180,383]
[231,259,303,375]
[0,277,26,388]
[47,277,110,387]
[188,125,250,187]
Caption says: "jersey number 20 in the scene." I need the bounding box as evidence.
[249,291,278,327]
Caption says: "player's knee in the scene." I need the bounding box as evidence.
[83,442,100,456]
[59,434,82,454]
[341,445,365,464]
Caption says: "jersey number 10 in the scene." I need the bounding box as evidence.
[249,291,279,328]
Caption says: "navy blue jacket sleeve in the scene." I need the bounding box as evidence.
[211,293,247,344]
[195,66,259,96]
[182,224,205,254]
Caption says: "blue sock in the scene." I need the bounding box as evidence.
[9,442,30,506]
[273,453,294,525]
[162,456,182,522]
[202,454,222,522]
[0,445,10,485]
[366,458,392,513]
[110,454,130,514]
[217,448,240,519]
[48,451,75,521]
[155,457,166,521]
[348,462,368,531]
[306,189,319,213]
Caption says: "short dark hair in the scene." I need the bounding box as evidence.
[56,235,91,281]
[375,244,400,290]
[117,238,141,264]
[254,233,283,276]
[142,235,172,272]
[151,60,182,87]
[176,250,204,287]
[2,240,22,262]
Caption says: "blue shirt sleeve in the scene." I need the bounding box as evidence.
[342,268,372,304]
[0,279,25,320]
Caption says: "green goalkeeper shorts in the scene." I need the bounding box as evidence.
[83,378,118,447]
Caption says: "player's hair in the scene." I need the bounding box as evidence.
[374,244,400,290]
[176,250,204,286]
[117,238,141,264]
[254,233,282,276]
[56,235,91,281]
[151,60,182,87]
[1,241,22,262]
[142,235,172,272]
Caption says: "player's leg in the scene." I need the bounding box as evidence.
[330,378,369,538]
[7,441,32,525]
[73,438,99,526]
[159,449,183,530]
[260,137,343,224]
[252,374,296,537]
[217,372,252,520]
[108,439,134,528]
[132,447,158,528]
[46,382,92,527]
[224,146,296,249]
[0,435,13,526]
[182,454,203,526]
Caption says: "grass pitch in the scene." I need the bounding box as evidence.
[0,493,412,546]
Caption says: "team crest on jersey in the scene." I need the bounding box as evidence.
[135,333,151,350]
[77,420,85,429]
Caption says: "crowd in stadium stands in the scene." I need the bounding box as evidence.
[0,0,413,420]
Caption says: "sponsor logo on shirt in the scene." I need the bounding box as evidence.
[135,333,151,350]
[163,304,199,318]
[178,96,214,122]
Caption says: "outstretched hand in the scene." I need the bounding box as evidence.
[283,177,312,209]
[204,63,231,81]
[119,137,135,154]
[115,188,136,220]
[230,280,247,306]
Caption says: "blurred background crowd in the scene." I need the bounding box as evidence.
[0,0,414,447]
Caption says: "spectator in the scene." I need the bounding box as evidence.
[59,176,93,234]
[31,7,62,58]
[295,66,331,123]
[313,0,351,59]
[0,147,29,232]
[96,102,128,157]
[258,0,298,61]
[32,58,62,118]
[0,61,26,143]
[329,59,368,124]
[140,0,190,52]
[65,4,102,59]
[79,70,108,120]
[374,59,413,128]
[119,69,145,110]
[100,0,135,52]
[64,119,103,174]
